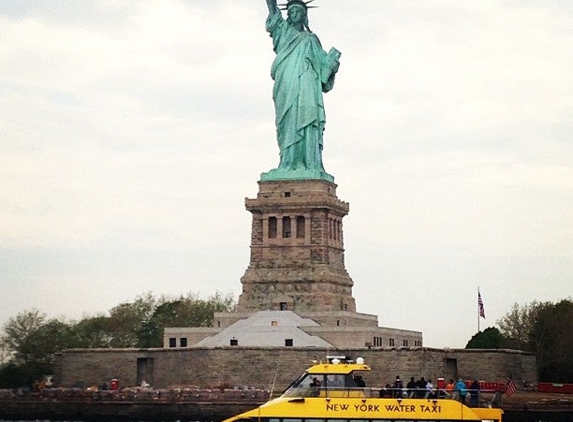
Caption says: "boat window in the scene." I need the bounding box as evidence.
[325,374,357,388]
[282,374,322,397]
[281,373,369,398]
[325,374,344,387]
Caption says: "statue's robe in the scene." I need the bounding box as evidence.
[266,10,338,171]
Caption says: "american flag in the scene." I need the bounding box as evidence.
[478,291,486,319]
[506,378,517,396]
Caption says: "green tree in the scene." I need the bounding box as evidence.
[0,291,237,376]
[465,327,508,349]
[0,309,47,364]
[0,347,10,365]
[497,301,548,351]
[138,292,236,347]
[532,299,573,382]
[107,292,158,347]
[74,315,115,348]
[497,298,573,382]
[0,311,80,384]
[17,319,79,364]
[0,361,52,389]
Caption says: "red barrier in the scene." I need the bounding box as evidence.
[462,381,505,392]
[538,382,573,394]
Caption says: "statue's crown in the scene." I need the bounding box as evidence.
[280,0,317,10]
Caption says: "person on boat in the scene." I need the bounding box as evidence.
[444,378,455,399]
[490,389,502,408]
[416,377,427,398]
[353,375,366,387]
[469,380,480,407]
[425,379,436,398]
[310,377,321,396]
[455,378,467,404]
[379,383,393,398]
[326,374,344,387]
[406,376,417,398]
[392,376,403,397]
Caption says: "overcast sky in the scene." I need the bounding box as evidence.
[1,1,572,349]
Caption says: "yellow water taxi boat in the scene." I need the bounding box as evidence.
[222,356,503,422]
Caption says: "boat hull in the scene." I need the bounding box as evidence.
[224,396,503,422]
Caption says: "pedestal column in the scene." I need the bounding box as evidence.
[237,179,356,312]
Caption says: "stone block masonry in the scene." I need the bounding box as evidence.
[54,347,536,392]
[238,179,356,313]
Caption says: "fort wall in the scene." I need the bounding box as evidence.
[54,347,536,391]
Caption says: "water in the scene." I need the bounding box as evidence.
[2,418,570,422]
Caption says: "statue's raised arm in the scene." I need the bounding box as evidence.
[260,0,341,183]
[266,0,278,15]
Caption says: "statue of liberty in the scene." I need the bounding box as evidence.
[261,0,341,182]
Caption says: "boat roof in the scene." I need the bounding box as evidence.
[305,359,371,375]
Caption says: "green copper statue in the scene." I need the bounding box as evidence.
[261,0,341,182]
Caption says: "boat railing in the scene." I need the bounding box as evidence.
[281,386,503,408]
[281,386,368,399]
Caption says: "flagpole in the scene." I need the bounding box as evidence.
[477,286,480,333]
[477,287,486,333]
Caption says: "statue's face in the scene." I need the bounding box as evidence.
[287,5,306,24]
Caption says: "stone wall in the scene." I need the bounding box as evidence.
[54,347,536,392]
[298,311,380,327]
[238,179,356,313]
[163,311,422,349]
[303,326,422,349]
[163,327,220,348]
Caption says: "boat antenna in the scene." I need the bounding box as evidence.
[269,362,280,397]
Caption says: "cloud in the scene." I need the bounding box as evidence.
[1,1,572,348]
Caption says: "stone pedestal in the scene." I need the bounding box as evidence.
[237,179,356,313]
